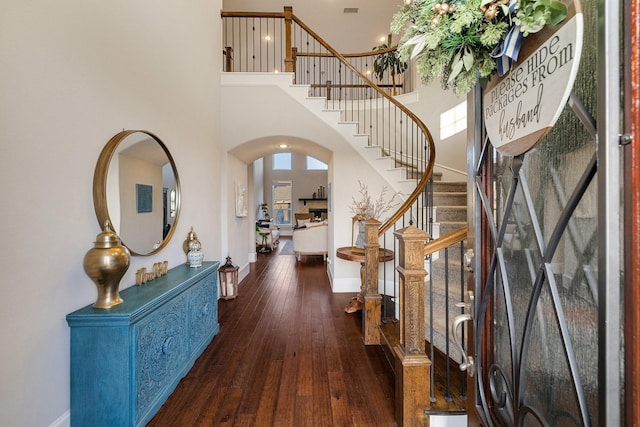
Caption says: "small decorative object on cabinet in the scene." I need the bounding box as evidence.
[187,236,204,268]
[83,220,131,309]
[183,226,199,264]
[67,262,220,427]
[218,256,239,299]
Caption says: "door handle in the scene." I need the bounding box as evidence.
[452,291,475,377]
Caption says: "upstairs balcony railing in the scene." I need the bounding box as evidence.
[222,11,412,97]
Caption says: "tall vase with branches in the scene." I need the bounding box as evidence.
[350,181,398,248]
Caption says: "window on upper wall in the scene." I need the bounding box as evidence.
[306,156,328,170]
[440,101,467,140]
[273,152,291,170]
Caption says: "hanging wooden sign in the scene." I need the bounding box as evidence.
[483,0,583,156]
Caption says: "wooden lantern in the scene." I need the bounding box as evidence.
[218,256,239,300]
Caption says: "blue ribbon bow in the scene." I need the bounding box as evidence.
[490,0,523,76]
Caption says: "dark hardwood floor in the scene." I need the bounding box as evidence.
[149,238,396,426]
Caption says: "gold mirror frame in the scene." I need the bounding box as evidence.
[93,130,181,256]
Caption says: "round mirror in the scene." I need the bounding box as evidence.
[93,130,180,256]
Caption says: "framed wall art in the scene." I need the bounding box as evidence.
[136,184,152,213]
[235,181,248,217]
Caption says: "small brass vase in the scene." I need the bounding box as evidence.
[83,221,131,309]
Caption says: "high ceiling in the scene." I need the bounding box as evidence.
[222,0,407,53]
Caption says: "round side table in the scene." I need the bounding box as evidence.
[336,246,394,313]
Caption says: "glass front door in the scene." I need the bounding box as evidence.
[466,0,624,424]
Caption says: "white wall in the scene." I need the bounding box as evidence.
[398,73,468,181]
[225,153,251,280]
[0,1,222,426]
[221,76,397,293]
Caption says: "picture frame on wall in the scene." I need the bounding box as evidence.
[136,184,152,213]
[235,181,248,217]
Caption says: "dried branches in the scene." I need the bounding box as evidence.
[349,181,399,221]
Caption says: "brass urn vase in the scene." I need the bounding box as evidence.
[83,221,131,309]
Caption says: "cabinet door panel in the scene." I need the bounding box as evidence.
[189,276,218,354]
[135,293,188,421]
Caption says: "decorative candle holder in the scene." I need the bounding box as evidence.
[83,221,131,309]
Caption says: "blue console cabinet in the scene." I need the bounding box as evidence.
[66,261,220,427]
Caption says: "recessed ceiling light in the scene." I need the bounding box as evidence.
[279,144,288,148]
[380,36,387,42]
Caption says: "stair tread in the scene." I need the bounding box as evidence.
[435,220,467,226]
[434,191,467,195]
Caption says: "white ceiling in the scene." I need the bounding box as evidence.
[222,0,407,53]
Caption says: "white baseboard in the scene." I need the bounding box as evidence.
[330,277,361,293]
[430,414,467,427]
[49,410,70,427]
[238,262,250,282]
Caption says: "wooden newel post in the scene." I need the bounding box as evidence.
[284,7,294,72]
[393,225,431,427]
[363,218,382,345]
[224,47,233,72]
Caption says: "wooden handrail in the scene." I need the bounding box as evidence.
[296,45,400,58]
[309,83,403,89]
[220,11,285,18]
[424,226,468,257]
[289,13,436,237]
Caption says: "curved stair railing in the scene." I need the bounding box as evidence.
[222,9,436,238]
[221,8,469,426]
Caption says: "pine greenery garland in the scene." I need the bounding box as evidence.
[392,0,567,95]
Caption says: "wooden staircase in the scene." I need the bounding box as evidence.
[376,179,469,420]
[427,179,467,361]
[221,8,464,424]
